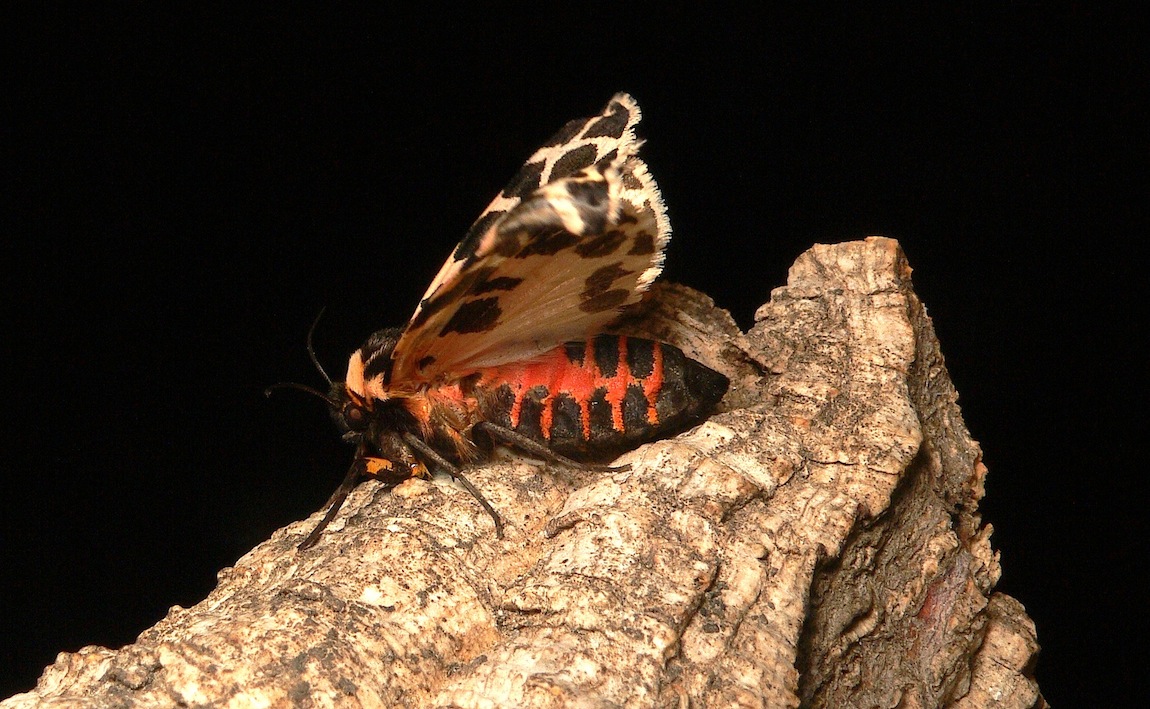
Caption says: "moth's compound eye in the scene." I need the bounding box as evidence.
[343,405,369,432]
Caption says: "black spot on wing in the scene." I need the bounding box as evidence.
[502,160,545,200]
[566,177,608,208]
[495,174,609,259]
[439,297,502,336]
[593,148,618,171]
[584,101,630,139]
[497,193,579,257]
[463,265,499,287]
[542,117,588,148]
[627,231,657,255]
[410,266,487,330]
[582,262,633,298]
[472,275,524,295]
[417,355,436,370]
[551,145,598,181]
[410,299,444,331]
[496,195,562,247]
[516,228,579,257]
[579,288,630,313]
[565,179,610,235]
[492,229,526,257]
[455,210,506,264]
[575,229,627,258]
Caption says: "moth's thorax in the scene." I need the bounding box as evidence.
[345,350,371,399]
[345,326,404,400]
[395,381,484,462]
[346,349,398,401]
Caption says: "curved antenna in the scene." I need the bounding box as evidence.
[307,307,333,386]
[264,381,340,408]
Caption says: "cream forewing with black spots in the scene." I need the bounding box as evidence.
[354,93,671,400]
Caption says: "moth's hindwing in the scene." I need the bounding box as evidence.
[382,93,671,393]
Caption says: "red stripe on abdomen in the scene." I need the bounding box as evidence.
[604,335,629,432]
[644,342,663,424]
[471,335,728,457]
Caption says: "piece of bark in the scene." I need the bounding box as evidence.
[3,238,1044,708]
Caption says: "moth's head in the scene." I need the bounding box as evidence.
[265,312,396,443]
[327,383,374,442]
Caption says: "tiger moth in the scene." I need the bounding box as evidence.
[276,93,729,549]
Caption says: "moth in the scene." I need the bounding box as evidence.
[273,93,728,549]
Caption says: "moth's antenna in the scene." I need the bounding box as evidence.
[264,382,340,408]
[307,307,333,386]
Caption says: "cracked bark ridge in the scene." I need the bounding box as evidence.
[3,238,1044,708]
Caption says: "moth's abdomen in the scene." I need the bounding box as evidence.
[474,335,728,458]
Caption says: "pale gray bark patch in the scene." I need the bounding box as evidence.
[3,238,1045,708]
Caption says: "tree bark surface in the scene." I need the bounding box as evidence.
[3,238,1045,708]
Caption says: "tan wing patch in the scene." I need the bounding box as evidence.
[377,93,670,394]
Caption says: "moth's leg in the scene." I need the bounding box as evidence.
[298,456,366,551]
[364,456,429,481]
[298,452,422,551]
[400,432,505,538]
[471,421,631,474]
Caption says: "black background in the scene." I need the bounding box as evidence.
[4,6,1144,705]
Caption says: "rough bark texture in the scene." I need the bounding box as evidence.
[4,238,1045,708]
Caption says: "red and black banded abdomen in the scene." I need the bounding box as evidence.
[472,335,728,458]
